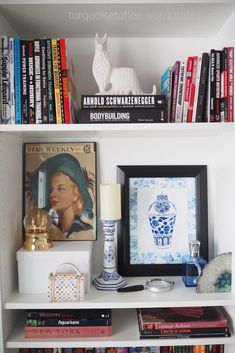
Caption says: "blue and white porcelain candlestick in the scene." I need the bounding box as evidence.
[93,184,127,291]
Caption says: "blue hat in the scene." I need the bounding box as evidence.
[28,153,93,219]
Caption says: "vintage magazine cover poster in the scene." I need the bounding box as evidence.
[24,142,96,241]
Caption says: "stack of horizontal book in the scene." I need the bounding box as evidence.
[24,309,112,338]
[78,95,168,123]
[137,306,230,339]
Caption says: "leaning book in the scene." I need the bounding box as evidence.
[24,142,97,241]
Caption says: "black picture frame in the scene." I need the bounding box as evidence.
[117,165,208,276]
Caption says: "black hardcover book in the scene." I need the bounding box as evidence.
[28,40,35,124]
[81,95,167,110]
[78,108,168,124]
[46,39,56,124]
[215,50,222,122]
[26,317,112,327]
[34,39,42,124]
[40,38,48,124]
[195,52,209,122]
[57,39,65,123]
[139,330,230,339]
[139,326,230,336]
[20,40,29,124]
[26,309,112,320]
[209,49,216,122]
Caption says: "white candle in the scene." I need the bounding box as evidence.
[100,184,121,220]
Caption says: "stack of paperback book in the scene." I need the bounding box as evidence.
[78,95,168,123]
[161,46,234,123]
[0,36,78,124]
[137,306,230,339]
[24,309,112,338]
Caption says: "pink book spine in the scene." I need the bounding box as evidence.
[228,47,234,122]
[24,325,112,338]
[187,56,198,122]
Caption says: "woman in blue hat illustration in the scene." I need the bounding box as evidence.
[26,153,96,241]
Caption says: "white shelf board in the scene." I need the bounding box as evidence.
[0,123,235,139]
[0,2,234,38]
[5,277,235,310]
[6,309,235,349]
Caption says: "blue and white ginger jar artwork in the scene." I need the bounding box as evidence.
[148,194,176,248]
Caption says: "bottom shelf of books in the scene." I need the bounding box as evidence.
[6,308,235,349]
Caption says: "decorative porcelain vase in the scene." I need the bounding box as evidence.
[148,194,176,248]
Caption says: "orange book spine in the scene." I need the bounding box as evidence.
[59,38,71,124]
[24,325,112,338]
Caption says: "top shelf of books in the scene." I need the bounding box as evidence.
[0,1,234,38]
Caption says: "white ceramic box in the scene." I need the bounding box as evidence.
[17,241,93,294]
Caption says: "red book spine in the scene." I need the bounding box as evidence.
[141,320,227,329]
[182,56,193,123]
[24,325,112,338]
[187,56,198,122]
[59,38,71,124]
[227,47,234,122]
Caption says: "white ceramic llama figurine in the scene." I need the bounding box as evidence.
[92,33,157,95]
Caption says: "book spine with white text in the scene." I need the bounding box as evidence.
[81,95,167,110]
[9,37,15,123]
[26,309,112,320]
[0,36,11,124]
[228,46,234,122]
[26,317,112,326]
[28,40,35,124]
[220,47,228,122]
[46,39,56,124]
[78,108,168,124]
[175,61,186,123]
[34,39,42,124]
[20,40,29,124]
[40,38,48,123]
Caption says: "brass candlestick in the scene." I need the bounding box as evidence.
[23,209,52,251]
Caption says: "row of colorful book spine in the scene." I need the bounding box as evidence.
[161,47,234,123]
[0,36,78,125]
[19,345,224,353]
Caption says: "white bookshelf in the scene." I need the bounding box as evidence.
[5,277,235,310]
[5,309,235,349]
[0,1,235,352]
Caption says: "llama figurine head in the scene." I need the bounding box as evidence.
[92,33,157,95]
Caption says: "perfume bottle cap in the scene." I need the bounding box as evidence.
[189,240,200,258]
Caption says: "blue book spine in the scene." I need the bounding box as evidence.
[14,38,22,124]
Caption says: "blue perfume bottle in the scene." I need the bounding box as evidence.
[182,240,207,287]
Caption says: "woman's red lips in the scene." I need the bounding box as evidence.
[51,200,58,206]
